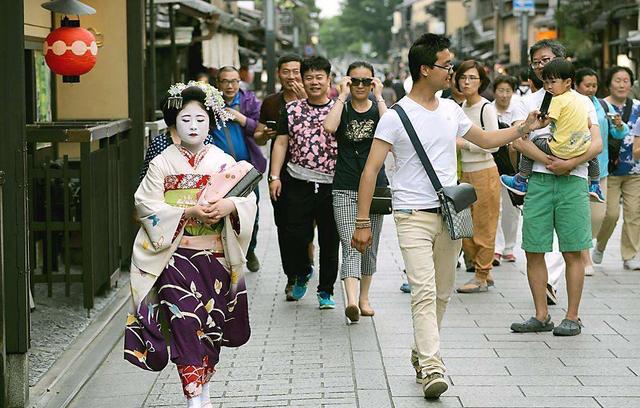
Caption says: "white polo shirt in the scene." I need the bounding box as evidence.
[374,96,472,209]
[511,89,599,179]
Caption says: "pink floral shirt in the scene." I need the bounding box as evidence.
[282,99,337,175]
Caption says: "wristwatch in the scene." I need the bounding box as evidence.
[267,175,280,183]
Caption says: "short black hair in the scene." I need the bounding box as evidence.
[301,56,331,77]
[277,54,303,70]
[346,61,374,77]
[529,40,566,61]
[605,65,634,88]
[575,68,599,86]
[455,60,490,93]
[161,86,216,129]
[408,33,450,82]
[542,59,575,83]
[492,74,518,92]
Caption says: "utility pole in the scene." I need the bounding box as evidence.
[264,0,276,93]
[520,11,528,67]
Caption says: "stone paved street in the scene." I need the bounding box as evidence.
[68,185,640,408]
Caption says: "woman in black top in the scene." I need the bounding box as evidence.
[323,61,388,323]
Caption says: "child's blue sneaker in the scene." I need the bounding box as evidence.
[291,267,313,300]
[500,174,528,196]
[589,181,605,203]
[317,291,336,309]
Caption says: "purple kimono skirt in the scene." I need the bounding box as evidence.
[124,176,250,371]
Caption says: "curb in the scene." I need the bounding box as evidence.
[28,278,131,408]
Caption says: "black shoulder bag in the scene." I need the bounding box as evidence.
[480,102,519,175]
[391,104,477,240]
[479,103,524,208]
[600,97,632,173]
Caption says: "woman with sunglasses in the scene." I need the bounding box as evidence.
[454,60,501,294]
[323,61,388,323]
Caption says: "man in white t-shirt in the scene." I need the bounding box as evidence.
[350,33,545,400]
[510,40,603,337]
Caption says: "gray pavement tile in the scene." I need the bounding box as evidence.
[522,385,640,397]
[393,396,462,407]
[596,397,640,407]
[354,369,388,390]
[449,375,580,386]
[356,389,393,408]
[457,396,600,407]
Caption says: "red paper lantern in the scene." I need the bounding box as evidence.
[43,24,98,83]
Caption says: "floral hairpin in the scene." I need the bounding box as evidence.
[166,81,232,129]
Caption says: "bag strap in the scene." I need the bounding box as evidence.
[622,97,633,123]
[222,126,237,160]
[597,98,609,114]
[479,102,490,130]
[391,104,443,192]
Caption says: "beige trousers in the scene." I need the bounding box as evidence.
[394,210,462,375]
[596,175,640,261]
[461,166,501,279]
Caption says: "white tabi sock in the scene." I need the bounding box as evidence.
[186,394,202,408]
[201,382,211,407]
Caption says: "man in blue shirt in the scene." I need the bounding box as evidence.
[213,66,264,272]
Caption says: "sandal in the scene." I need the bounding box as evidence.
[553,318,582,336]
[345,305,360,323]
[456,278,488,293]
[359,303,375,316]
[511,315,554,333]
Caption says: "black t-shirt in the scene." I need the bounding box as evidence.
[333,101,388,190]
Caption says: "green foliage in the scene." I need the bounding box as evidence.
[319,0,403,60]
[554,0,603,61]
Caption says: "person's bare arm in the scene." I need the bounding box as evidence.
[268,135,288,201]
[352,139,391,253]
[634,136,640,161]
[463,111,548,149]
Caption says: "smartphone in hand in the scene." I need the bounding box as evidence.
[265,120,277,129]
[539,91,553,119]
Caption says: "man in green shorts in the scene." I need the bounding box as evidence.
[510,40,602,336]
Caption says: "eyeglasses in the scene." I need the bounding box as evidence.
[530,57,554,69]
[350,77,373,86]
[433,63,454,73]
[459,75,480,82]
[219,79,240,86]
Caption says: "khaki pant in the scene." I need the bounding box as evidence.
[461,166,501,279]
[596,175,640,261]
[394,210,462,375]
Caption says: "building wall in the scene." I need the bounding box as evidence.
[24,0,51,38]
[446,0,467,36]
[23,0,129,119]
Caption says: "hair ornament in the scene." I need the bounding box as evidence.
[166,81,232,129]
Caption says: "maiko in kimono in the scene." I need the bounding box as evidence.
[124,81,257,408]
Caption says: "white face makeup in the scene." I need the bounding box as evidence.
[176,101,210,150]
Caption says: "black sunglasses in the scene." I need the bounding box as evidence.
[350,77,373,86]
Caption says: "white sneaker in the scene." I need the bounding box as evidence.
[592,248,604,264]
[584,265,594,276]
[623,258,640,270]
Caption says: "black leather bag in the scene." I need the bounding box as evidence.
[370,187,392,215]
[392,104,477,240]
[224,168,263,198]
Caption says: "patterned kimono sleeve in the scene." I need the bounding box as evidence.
[135,159,186,250]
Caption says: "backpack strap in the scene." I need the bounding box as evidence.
[597,98,609,114]
[622,97,633,124]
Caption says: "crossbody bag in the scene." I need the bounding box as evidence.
[392,104,477,240]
